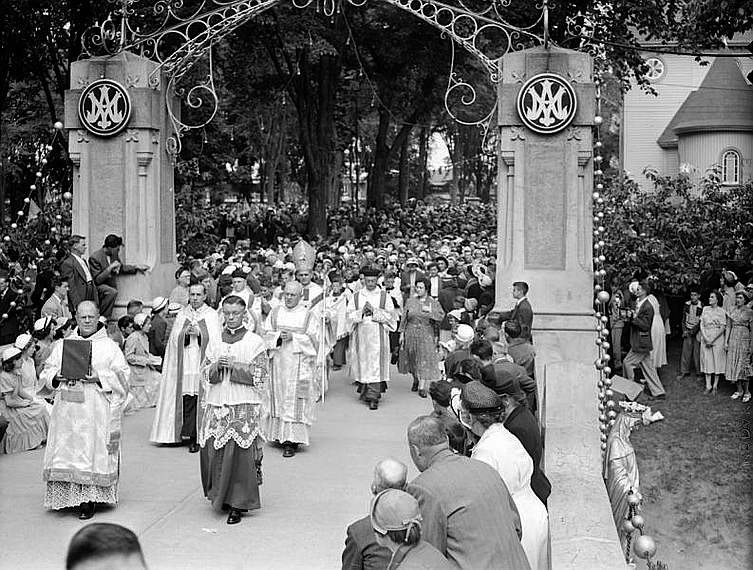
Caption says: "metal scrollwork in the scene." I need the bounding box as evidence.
[80,0,548,153]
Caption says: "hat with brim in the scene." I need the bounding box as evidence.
[151,296,168,314]
[2,346,22,364]
[369,489,422,535]
[454,324,475,343]
[14,333,33,351]
[133,313,149,328]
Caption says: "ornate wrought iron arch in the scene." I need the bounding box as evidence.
[83,0,547,153]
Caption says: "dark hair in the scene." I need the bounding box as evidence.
[175,267,190,280]
[2,353,21,372]
[66,523,146,570]
[33,321,54,340]
[470,339,493,361]
[222,294,247,309]
[415,277,431,292]
[707,289,721,304]
[52,275,69,289]
[428,381,452,407]
[503,320,522,339]
[117,315,134,331]
[68,235,85,248]
[455,358,482,383]
[512,281,529,295]
[126,300,143,312]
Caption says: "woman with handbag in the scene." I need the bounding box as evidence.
[398,278,444,398]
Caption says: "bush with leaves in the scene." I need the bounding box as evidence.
[602,169,753,293]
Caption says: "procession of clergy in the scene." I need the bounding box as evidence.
[34,240,402,528]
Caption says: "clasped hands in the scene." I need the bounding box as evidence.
[362,302,374,317]
[218,354,235,368]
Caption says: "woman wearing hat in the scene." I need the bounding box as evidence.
[124,313,162,409]
[462,381,549,570]
[724,289,753,402]
[0,346,50,453]
[720,270,745,314]
[369,489,453,570]
[398,278,445,397]
[32,316,56,376]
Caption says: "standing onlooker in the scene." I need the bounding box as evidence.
[700,290,727,394]
[608,289,626,373]
[623,280,666,400]
[169,267,191,307]
[404,415,530,570]
[40,275,72,326]
[720,270,745,314]
[724,290,753,403]
[58,235,98,316]
[399,278,444,398]
[498,281,534,343]
[678,288,703,381]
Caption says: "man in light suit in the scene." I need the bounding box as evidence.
[59,235,98,316]
[89,234,149,319]
[41,275,72,325]
[405,415,530,570]
[498,281,533,343]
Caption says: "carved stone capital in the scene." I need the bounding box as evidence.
[578,150,592,168]
[501,151,515,168]
[69,152,81,167]
[136,151,153,167]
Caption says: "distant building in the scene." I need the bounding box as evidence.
[623,34,753,189]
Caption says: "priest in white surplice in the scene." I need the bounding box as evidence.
[199,295,270,525]
[150,282,221,451]
[262,281,321,458]
[346,266,398,410]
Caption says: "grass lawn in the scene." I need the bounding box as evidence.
[630,338,752,569]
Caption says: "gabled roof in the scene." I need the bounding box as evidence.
[657,57,753,148]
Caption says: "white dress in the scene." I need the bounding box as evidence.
[647,294,667,368]
[472,423,549,570]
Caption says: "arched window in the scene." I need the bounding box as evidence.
[721,149,741,185]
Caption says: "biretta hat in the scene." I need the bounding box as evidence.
[362,266,381,278]
[461,380,504,413]
[370,489,422,535]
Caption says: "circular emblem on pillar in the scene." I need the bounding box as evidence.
[516,73,577,135]
[78,79,132,137]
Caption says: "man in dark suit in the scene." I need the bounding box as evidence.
[623,279,666,400]
[498,281,533,343]
[472,339,538,412]
[499,381,551,506]
[405,416,530,570]
[341,459,402,570]
[505,320,536,378]
[0,271,23,346]
[59,235,98,316]
[89,234,149,319]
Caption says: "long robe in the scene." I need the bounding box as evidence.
[150,304,221,444]
[262,303,320,445]
[472,423,550,570]
[346,287,397,386]
[199,326,270,512]
[40,328,130,509]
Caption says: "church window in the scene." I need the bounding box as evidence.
[721,149,741,185]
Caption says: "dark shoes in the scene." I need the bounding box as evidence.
[227,508,242,525]
[418,389,427,399]
[411,380,419,392]
[369,401,379,411]
[188,442,200,453]
[282,443,297,458]
[78,502,95,520]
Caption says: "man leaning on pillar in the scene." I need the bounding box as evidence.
[89,234,149,320]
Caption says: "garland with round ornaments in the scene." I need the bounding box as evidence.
[591,68,664,569]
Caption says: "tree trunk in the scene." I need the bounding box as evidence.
[398,132,410,205]
[368,108,391,208]
[417,126,429,200]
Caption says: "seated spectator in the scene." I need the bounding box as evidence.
[124,313,161,409]
[443,324,475,379]
[462,381,549,570]
[117,315,134,351]
[0,347,50,453]
[471,339,537,412]
[369,489,453,570]
[126,299,144,317]
[505,320,536,378]
[405,415,529,569]
[66,523,147,570]
[341,458,405,570]
[428,381,466,454]
[147,296,169,361]
[169,267,191,307]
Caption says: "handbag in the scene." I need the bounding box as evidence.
[397,341,410,374]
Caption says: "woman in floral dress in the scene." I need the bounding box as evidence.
[399,278,444,398]
[699,290,727,394]
[724,290,753,403]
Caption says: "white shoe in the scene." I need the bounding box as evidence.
[743,393,751,403]
[731,391,742,400]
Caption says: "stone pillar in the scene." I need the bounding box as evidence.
[495,47,626,568]
[64,52,177,312]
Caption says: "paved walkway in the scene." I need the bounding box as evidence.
[0,367,430,569]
